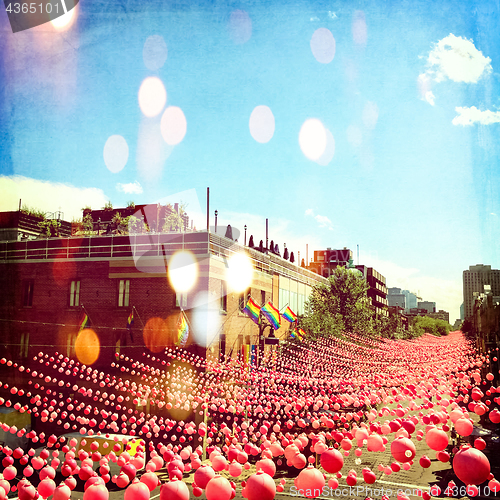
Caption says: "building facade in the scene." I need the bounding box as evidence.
[0,231,326,369]
[418,301,436,314]
[387,287,406,309]
[402,290,418,313]
[463,264,500,319]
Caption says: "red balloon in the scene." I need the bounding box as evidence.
[245,471,277,500]
[83,484,109,500]
[124,482,150,500]
[390,437,416,463]
[194,465,215,489]
[425,428,449,451]
[159,478,189,500]
[206,475,232,500]
[453,447,490,485]
[320,448,344,473]
[295,466,325,498]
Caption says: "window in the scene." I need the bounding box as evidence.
[69,280,80,307]
[220,282,227,313]
[19,332,29,359]
[118,279,130,307]
[176,292,187,309]
[22,280,34,307]
[261,290,266,306]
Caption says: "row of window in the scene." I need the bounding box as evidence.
[22,279,132,309]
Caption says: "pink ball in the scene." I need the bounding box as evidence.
[194,464,215,489]
[3,465,16,480]
[38,478,56,499]
[390,437,416,463]
[425,428,449,451]
[453,447,490,485]
[455,418,473,436]
[245,471,277,500]
[124,482,150,500]
[228,461,243,477]
[320,448,344,473]
[140,471,160,492]
[53,484,72,500]
[256,458,276,477]
[295,467,325,498]
[83,484,109,500]
[206,475,232,500]
[160,479,189,500]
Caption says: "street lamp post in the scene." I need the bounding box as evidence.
[244,225,247,246]
[215,210,218,235]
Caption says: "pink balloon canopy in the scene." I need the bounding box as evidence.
[0,331,497,499]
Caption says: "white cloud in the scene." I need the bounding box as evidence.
[0,176,108,221]
[452,106,500,126]
[426,34,492,83]
[116,181,143,194]
[360,254,463,323]
[425,91,435,106]
[305,209,334,231]
[418,34,491,105]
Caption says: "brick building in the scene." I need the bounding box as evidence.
[0,231,326,369]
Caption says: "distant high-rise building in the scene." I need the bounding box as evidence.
[402,290,418,312]
[460,303,464,320]
[387,287,405,309]
[418,301,436,313]
[463,265,500,319]
[427,310,450,323]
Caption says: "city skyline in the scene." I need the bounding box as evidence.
[2,0,500,322]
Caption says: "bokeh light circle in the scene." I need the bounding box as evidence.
[103,135,129,173]
[138,77,167,118]
[249,106,275,144]
[310,28,336,64]
[160,106,187,146]
[74,329,100,365]
[315,129,335,166]
[228,10,252,44]
[191,292,222,348]
[168,251,198,293]
[143,35,168,71]
[226,252,253,292]
[299,119,327,161]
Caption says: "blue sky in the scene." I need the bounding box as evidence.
[2,0,500,321]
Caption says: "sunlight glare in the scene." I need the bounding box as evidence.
[161,106,187,146]
[143,35,168,71]
[310,28,336,64]
[299,119,327,161]
[227,252,253,292]
[138,77,167,118]
[168,251,198,293]
[51,4,77,30]
[249,105,275,144]
[103,135,129,173]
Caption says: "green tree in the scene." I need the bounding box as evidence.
[82,213,94,235]
[38,218,61,238]
[162,203,186,232]
[300,266,373,339]
[411,315,451,336]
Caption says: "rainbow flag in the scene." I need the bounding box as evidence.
[297,328,306,341]
[127,310,134,329]
[261,301,281,330]
[78,312,89,331]
[176,312,189,347]
[243,297,261,324]
[282,306,297,323]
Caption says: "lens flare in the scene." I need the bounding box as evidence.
[299,119,327,161]
[143,317,171,353]
[168,251,198,293]
[160,106,187,146]
[75,329,100,365]
[191,291,222,348]
[249,105,275,144]
[310,28,336,64]
[143,35,168,71]
[138,77,167,118]
[103,135,129,173]
[226,252,253,292]
[51,4,77,30]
